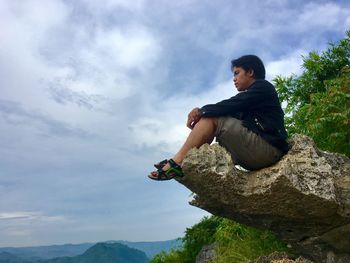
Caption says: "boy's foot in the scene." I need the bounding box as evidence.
[148,159,183,181]
[154,159,168,170]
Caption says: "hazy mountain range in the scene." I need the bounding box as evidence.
[0,240,181,263]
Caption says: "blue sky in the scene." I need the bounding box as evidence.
[0,0,349,247]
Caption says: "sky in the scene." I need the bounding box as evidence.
[0,0,349,247]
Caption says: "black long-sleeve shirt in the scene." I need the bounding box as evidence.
[201,79,289,153]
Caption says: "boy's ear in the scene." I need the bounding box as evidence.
[248,69,255,78]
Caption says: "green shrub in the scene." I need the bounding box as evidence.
[274,31,350,156]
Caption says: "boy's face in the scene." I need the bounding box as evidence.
[232,66,256,92]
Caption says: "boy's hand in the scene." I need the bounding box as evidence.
[187,107,203,129]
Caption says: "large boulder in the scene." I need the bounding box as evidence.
[177,134,350,263]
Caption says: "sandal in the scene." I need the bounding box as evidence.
[148,159,184,181]
[154,159,168,169]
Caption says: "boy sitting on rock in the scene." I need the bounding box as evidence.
[149,55,289,180]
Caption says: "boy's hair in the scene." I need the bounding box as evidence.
[231,55,266,79]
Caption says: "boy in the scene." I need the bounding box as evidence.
[149,55,289,180]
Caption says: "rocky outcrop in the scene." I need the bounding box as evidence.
[177,134,350,263]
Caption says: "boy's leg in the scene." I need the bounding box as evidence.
[149,117,218,180]
[172,117,218,165]
[216,117,282,170]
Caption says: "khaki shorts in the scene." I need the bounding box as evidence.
[215,117,282,170]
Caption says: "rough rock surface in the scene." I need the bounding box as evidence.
[251,252,313,263]
[177,134,350,263]
[195,244,217,263]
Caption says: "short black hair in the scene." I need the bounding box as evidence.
[231,55,266,79]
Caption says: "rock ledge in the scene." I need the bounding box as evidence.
[177,134,350,263]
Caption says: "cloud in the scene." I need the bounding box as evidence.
[0,211,65,222]
[81,0,146,13]
[297,2,350,31]
[0,211,66,243]
[94,26,161,70]
[0,99,90,138]
[266,50,306,80]
[48,83,107,110]
[128,78,235,153]
[0,212,37,220]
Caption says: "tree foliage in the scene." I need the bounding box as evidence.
[274,31,350,156]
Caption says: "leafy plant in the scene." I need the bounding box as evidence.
[274,31,350,156]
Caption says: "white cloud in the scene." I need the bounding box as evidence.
[0,211,65,222]
[74,25,163,100]
[266,50,306,80]
[0,211,67,245]
[82,0,145,12]
[0,212,35,220]
[0,0,69,40]
[0,0,163,137]
[298,2,349,29]
[128,79,235,153]
[0,0,70,109]
[95,26,161,70]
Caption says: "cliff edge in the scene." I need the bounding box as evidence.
[177,134,350,263]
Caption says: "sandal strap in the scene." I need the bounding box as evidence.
[160,168,173,180]
[168,159,181,169]
[154,159,168,169]
[167,159,183,177]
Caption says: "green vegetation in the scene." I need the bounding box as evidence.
[150,216,287,263]
[212,219,287,263]
[274,31,350,156]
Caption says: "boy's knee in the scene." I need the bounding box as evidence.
[200,117,218,129]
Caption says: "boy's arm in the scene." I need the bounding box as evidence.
[201,84,267,117]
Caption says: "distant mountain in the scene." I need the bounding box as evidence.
[114,240,182,258]
[39,243,148,263]
[0,239,181,261]
[0,244,93,260]
[0,243,148,263]
[0,252,25,263]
